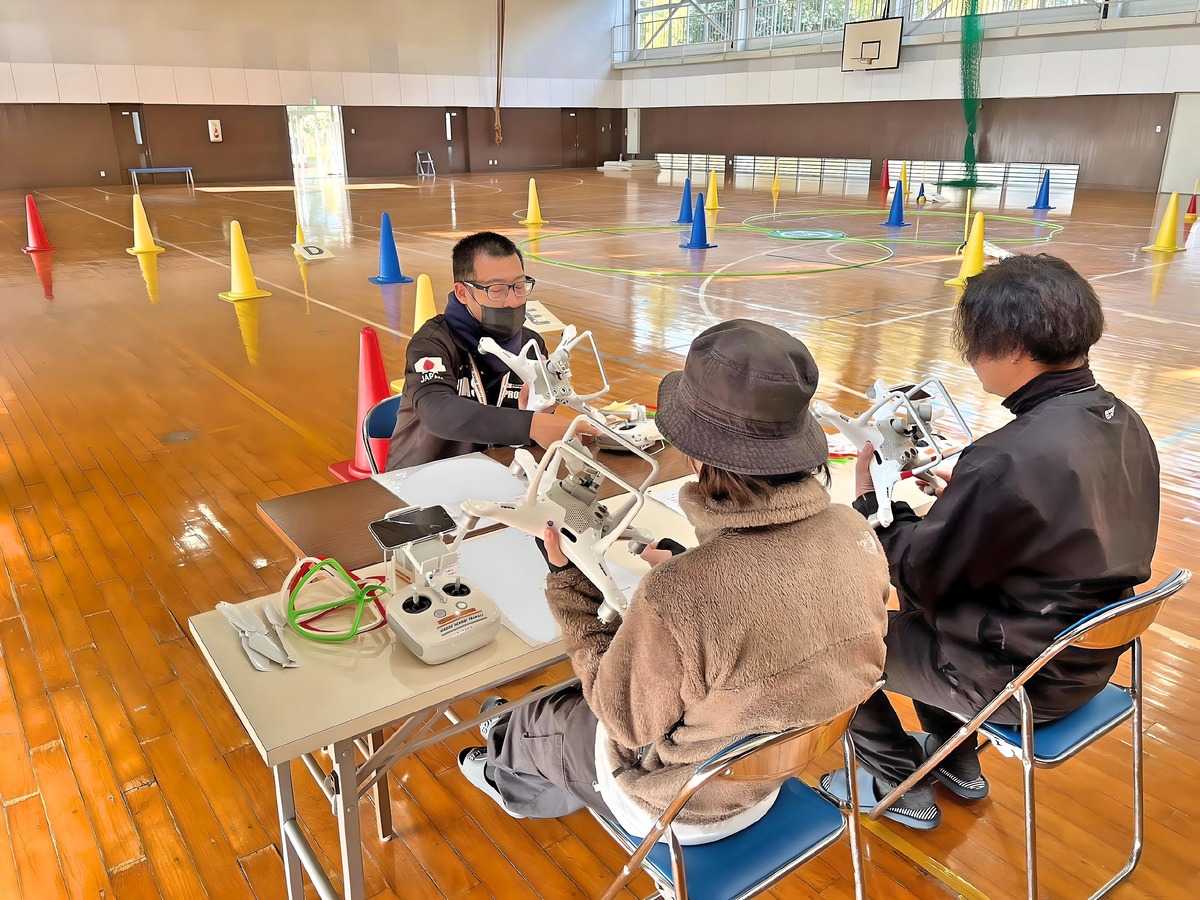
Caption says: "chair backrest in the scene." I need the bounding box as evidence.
[362,394,403,474]
[708,706,858,785]
[602,681,882,900]
[1045,569,1191,656]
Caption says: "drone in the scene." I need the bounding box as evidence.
[461,416,659,624]
[478,325,663,451]
[811,378,972,528]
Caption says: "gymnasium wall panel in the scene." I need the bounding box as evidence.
[639,94,1174,191]
[140,106,292,183]
[0,103,121,189]
[464,108,567,172]
[341,107,449,177]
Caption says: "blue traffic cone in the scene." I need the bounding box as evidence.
[674,177,694,225]
[1028,171,1055,210]
[916,183,927,206]
[368,213,414,285]
[881,181,911,227]
[680,194,715,249]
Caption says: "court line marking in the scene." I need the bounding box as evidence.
[36,192,409,339]
[797,775,991,900]
[181,350,344,459]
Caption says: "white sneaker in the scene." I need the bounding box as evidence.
[479,696,509,741]
[457,747,525,819]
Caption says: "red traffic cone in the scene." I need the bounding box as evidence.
[1186,191,1198,225]
[29,249,54,300]
[22,195,56,253]
[880,159,891,195]
[328,327,391,482]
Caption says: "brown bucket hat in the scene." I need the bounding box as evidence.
[655,319,829,475]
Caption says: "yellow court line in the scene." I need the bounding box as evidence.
[799,774,991,900]
[1149,623,1200,653]
[179,348,344,461]
[857,814,992,900]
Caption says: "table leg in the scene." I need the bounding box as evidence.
[132,172,139,193]
[365,730,393,842]
[331,738,366,899]
[273,760,305,899]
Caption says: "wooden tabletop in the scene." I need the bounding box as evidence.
[257,446,694,569]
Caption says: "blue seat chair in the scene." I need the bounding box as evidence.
[594,684,881,900]
[361,394,403,475]
[869,569,1191,899]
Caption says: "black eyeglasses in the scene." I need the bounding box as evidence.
[461,277,536,303]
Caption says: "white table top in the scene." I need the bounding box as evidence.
[189,462,922,767]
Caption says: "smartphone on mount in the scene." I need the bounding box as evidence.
[369,506,458,550]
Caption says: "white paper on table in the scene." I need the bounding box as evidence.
[457,528,645,647]
[646,476,697,518]
[373,455,528,527]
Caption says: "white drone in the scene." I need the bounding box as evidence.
[460,416,659,623]
[812,378,972,528]
[478,325,663,451]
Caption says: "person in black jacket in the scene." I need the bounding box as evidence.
[821,253,1160,830]
[386,232,588,471]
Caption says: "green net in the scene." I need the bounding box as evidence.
[939,0,993,188]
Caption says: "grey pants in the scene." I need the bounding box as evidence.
[485,685,616,819]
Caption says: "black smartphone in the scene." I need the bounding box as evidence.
[368,507,458,549]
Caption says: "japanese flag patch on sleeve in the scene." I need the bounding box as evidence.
[414,356,446,376]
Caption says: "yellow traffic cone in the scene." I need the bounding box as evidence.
[899,162,909,198]
[519,178,547,226]
[137,253,160,304]
[705,170,722,210]
[1143,192,1185,253]
[771,164,780,214]
[218,220,272,302]
[295,222,306,246]
[413,273,437,332]
[126,195,164,256]
[296,255,311,302]
[947,212,986,288]
[232,298,261,365]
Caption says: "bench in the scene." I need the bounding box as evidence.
[130,167,195,192]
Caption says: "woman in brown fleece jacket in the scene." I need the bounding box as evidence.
[459,319,889,843]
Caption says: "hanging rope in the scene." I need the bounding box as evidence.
[494,0,505,145]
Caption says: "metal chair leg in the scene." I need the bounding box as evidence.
[843,733,868,900]
[1018,689,1039,900]
[1090,638,1145,899]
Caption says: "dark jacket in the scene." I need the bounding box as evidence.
[854,367,1160,719]
[386,312,547,471]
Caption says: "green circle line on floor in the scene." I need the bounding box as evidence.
[742,209,1065,246]
[519,224,895,278]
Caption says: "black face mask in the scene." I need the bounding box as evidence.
[479,303,526,341]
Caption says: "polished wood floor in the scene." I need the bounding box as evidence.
[0,168,1197,899]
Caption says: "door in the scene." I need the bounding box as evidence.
[109,104,150,185]
[596,109,617,163]
[561,109,599,169]
[286,106,347,179]
[444,108,470,174]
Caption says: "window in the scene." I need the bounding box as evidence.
[634,0,737,51]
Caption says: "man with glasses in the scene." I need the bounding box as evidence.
[386,231,585,471]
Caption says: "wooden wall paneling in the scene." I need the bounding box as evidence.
[0,104,123,190]
[342,106,448,177]
[140,105,292,184]
[466,107,565,172]
[640,94,1175,190]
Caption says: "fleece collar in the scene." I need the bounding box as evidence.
[678,476,830,542]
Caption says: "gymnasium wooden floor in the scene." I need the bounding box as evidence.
[0,168,1197,899]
